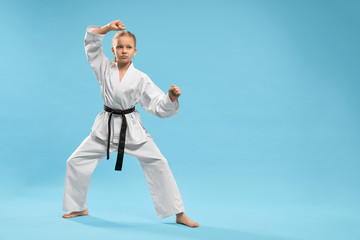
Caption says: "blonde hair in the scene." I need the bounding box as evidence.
[112,31,137,62]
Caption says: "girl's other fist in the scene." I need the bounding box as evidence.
[168,85,181,102]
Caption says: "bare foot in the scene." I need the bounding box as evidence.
[176,212,199,228]
[62,209,89,218]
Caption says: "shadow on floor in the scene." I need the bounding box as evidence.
[65,215,292,240]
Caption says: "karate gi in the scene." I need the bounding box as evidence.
[62,26,185,219]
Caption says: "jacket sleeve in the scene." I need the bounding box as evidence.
[139,75,179,118]
[84,25,112,85]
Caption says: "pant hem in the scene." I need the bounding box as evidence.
[157,206,185,219]
[62,207,88,212]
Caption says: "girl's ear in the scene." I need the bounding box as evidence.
[111,46,115,54]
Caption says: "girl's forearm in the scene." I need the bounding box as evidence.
[91,24,111,35]
[91,20,125,34]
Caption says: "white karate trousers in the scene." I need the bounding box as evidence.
[63,132,185,219]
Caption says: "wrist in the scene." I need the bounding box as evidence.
[169,95,177,102]
[102,24,112,33]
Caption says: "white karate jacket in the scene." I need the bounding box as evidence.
[84,26,179,144]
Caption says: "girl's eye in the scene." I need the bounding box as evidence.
[117,46,132,49]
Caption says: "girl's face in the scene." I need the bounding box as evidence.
[111,36,137,64]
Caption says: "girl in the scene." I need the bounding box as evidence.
[62,20,199,228]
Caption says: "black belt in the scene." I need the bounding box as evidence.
[104,105,135,171]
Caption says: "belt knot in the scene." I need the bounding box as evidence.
[103,105,135,171]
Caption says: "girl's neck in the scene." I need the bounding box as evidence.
[117,61,132,72]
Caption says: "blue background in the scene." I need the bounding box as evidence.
[0,0,359,239]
